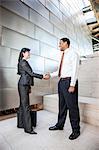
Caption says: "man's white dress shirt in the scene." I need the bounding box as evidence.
[50,48,79,87]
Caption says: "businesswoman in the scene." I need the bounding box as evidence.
[17,48,44,134]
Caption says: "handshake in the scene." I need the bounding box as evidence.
[43,73,50,80]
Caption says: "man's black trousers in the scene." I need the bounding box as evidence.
[56,78,80,132]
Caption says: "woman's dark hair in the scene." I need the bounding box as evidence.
[18,48,30,63]
[17,48,30,75]
[60,38,70,47]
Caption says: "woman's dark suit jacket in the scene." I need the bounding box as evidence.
[18,59,43,86]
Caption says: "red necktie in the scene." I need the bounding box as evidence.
[58,52,64,77]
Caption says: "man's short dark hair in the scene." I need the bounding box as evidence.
[60,38,70,47]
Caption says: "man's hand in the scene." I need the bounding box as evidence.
[43,73,50,80]
[68,86,75,93]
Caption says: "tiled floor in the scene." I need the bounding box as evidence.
[0,110,99,150]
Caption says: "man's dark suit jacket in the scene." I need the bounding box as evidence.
[17,59,43,86]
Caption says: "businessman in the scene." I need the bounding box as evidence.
[45,38,80,140]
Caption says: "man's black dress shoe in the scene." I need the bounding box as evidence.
[69,131,80,140]
[49,125,63,130]
[25,130,37,134]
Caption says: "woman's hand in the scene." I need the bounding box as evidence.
[43,73,50,80]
